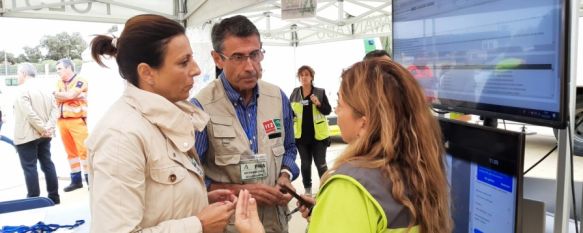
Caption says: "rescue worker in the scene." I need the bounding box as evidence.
[54,58,89,192]
[289,65,331,195]
[191,15,299,233]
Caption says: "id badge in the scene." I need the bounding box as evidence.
[301,99,310,106]
[240,154,268,181]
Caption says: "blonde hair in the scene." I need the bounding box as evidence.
[323,58,452,233]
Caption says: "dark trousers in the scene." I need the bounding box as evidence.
[16,138,59,200]
[297,139,329,189]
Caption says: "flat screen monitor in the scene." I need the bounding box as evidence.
[393,0,568,128]
[439,118,525,233]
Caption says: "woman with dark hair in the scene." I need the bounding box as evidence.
[88,14,236,233]
[289,65,332,195]
[298,59,452,233]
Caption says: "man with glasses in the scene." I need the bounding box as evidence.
[191,15,298,233]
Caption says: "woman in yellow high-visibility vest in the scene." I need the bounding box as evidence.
[289,65,331,195]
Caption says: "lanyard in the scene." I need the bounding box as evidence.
[1,220,85,233]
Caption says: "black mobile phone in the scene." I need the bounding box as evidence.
[279,184,314,208]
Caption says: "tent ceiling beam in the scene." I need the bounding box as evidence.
[96,0,177,19]
[345,0,390,15]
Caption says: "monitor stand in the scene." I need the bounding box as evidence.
[482,116,498,128]
[522,198,545,233]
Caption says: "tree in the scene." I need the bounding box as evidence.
[16,54,29,63]
[23,46,43,63]
[40,32,87,60]
[0,51,16,64]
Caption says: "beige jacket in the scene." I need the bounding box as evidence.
[87,84,210,233]
[13,81,58,145]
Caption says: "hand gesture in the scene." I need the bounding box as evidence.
[297,194,315,221]
[235,189,265,233]
[309,94,321,107]
[41,127,54,138]
[208,189,236,204]
[196,200,236,233]
[275,175,294,206]
[243,183,284,206]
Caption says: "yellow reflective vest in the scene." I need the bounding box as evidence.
[309,163,420,233]
[290,87,330,140]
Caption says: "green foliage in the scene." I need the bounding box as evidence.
[23,46,43,63]
[0,51,16,64]
[39,32,87,60]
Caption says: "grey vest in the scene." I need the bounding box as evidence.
[336,163,413,229]
[196,79,289,233]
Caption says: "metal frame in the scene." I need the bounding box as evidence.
[555,0,579,232]
[0,0,178,23]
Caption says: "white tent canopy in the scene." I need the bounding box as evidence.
[0,0,389,46]
[185,0,392,46]
[3,0,583,46]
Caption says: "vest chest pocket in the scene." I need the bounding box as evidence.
[210,116,241,156]
[150,166,187,185]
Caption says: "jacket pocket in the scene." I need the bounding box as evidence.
[271,145,285,157]
[210,116,240,155]
[150,166,187,185]
[215,154,241,166]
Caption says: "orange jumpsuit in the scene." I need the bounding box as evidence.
[56,75,89,174]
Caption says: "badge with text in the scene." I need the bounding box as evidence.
[262,119,276,134]
[301,99,310,106]
[240,155,268,181]
[263,119,282,139]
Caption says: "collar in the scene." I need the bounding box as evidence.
[64,74,77,84]
[123,83,209,152]
[219,73,259,104]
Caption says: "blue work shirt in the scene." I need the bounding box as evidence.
[191,74,299,185]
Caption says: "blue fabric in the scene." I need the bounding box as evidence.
[0,135,14,146]
[0,122,14,146]
[70,172,82,184]
[15,138,59,199]
[1,220,85,233]
[0,197,54,214]
[191,74,299,184]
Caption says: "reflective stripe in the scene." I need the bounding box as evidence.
[57,75,88,118]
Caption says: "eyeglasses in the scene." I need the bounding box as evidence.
[218,49,265,64]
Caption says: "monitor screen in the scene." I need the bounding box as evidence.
[439,118,525,233]
[393,0,568,128]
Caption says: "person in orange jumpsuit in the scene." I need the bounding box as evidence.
[54,58,89,192]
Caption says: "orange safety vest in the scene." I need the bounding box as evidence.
[56,74,88,119]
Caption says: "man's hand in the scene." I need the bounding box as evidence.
[41,127,54,138]
[208,189,236,204]
[275,173,294,206]
[243,183,284,206]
